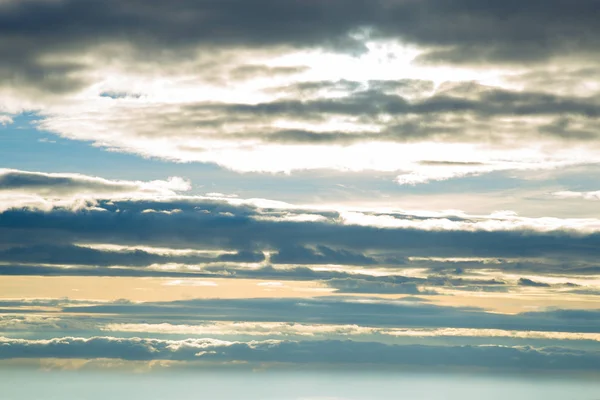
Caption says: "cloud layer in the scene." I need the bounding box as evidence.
[2,1,600,376]
[4,2,600,183]
[1,336,598,371]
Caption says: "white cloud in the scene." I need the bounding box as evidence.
[338,210,600,233]
[2,37,598,184]
[162,280,218,287]
[553,190,600,201]
[1,335,596,371]
[99,321,600,342]
[3,173,600,234]
[0,114,12,125]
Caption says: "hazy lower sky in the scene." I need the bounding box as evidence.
[1,0,600,398]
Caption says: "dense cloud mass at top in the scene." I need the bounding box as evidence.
[3,0,600,91]
[3,1,600,182]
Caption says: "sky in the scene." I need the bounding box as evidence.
[1,0,600,398]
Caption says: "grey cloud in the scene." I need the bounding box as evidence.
[519,278,551,288]
[0,261,514,296]
[393,0,600,65]
[506,67,600,97]
[3,1,600,89]
[0,169,188,196]
[25,77,600,157]
[128,86,600,145]
[271,245,379,266]
[0,244,178,266]
[0,264,208,278]
[538,117,599,141]
[215,88,600,120]
[229,65,309,81]
[569,288,600,296]
[0,170,129,194]
[424,276,506,289]
[265,129,371,144]
[2,198,600,270]
[1,336,600,372]
[325,278,431,295]
[0,0,371,94]
[450,285,510,293]
[423,258,600,276]
[59,297,600,334]
[4,296,600,351]
[366,79,435,96]
[0,244,264,267]
[2,0,600,98]
[283,79,364,94]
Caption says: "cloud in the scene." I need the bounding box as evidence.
[271,245,379,266]
[3,2,600,376]
[3,0,600,90]
[324,278,431,295]
[0,244,265,267]
[0,336,598,371]
[553,191,600,201]
[0,114,13,125]
[2,1,600,184]
[55,297,600,334]
[0,315,62,331]
[101,321,600,343]
[0,169,190,198]
[4,297,600,351]
[1,195,600,278]
[518,278,551,288]
[0,260,559,299]
[27,83,600,182]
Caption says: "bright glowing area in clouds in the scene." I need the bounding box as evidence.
[9,40,595,182]
[101,321,600,342]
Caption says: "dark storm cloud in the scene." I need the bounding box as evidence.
[1,336,599,371]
